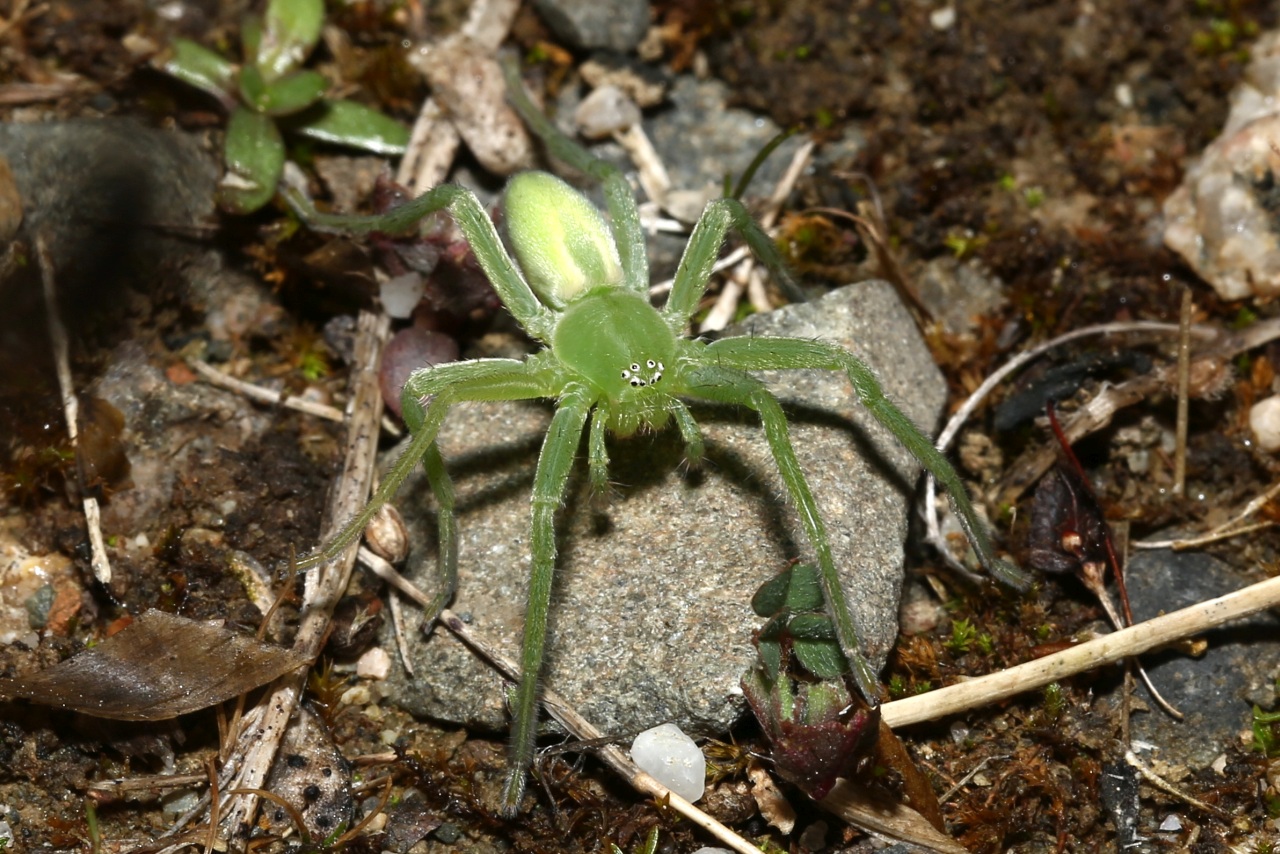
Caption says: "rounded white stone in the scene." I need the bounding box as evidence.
[629,722,706,803]
[1249,395,1280,451]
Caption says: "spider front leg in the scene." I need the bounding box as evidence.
[502,382,595,816]
[282,178,556,343]
[705,335,1032,591]
[298,359,553,621]
[661,197,802,330]
[681,365,883,703]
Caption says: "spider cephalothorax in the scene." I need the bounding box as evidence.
[290,60,1030,815]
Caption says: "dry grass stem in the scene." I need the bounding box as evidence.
[881,571,1280,728]
[213,311,389,839]
[438,609,761,854]
[36,233,113,585]
[187,358,344,422]
[1173,288,1193,496]
[1135,479,1280,551]
[923,320,1214,570]
[1124,750,1228,819]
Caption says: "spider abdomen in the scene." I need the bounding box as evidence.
[551,287,677,402]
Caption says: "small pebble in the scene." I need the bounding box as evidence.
[1249,395,1280,451]
[160,789,201,821]
[380,272,426,319]
[356,646,391,680]
[929,4,956,29]
[574,84,641,140]
[629,723,705,803]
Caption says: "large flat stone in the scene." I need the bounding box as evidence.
[381,280,946,736]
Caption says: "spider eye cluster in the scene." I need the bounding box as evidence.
[621,359,664,388]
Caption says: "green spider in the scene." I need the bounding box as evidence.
[289,62,1030,814]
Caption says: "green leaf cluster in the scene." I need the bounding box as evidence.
[751,562,847,680]
[1253,705,1280,757]
[158,0,409,213]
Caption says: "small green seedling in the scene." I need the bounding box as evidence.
[751,562,847,680]
[288,59,1030,815]
[158,0,408,213]
[1253,705,1280,757]
[743,563,879,798]
[609,826,659,854]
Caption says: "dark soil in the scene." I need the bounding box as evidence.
[2,0,1280,852]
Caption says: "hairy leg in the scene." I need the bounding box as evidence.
[587,407,610,493]
[669,398,706,466]
[502,382,595,815]
[298,359,554,623]
[704,335,1031,591]
[681,365,883,704]
[282,179,556,343]
[662,197,806,332]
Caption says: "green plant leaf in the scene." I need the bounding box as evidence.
[219,106,285,214]
[794,638,846,679]
[752,563,826,617]
[782,563,824,611]
[255,0,324,80]
[238,63,268,111]
[757,612,788,642]
[287,99,409,155]
[752,566,793,618]
[757,638,782,682]
[241,13,263,66]
[160,38,236,102]
[787,612,837,640]
[240,66,327,116]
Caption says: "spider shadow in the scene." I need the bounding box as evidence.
[564,395,922,564]
[397,392,924,621]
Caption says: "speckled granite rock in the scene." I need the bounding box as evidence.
[380,280,946,736]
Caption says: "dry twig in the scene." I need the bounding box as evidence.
[36,234,113,585]
[211,311,389,839]
[881,570,1280,727]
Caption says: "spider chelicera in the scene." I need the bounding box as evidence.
[288,60,1030,814]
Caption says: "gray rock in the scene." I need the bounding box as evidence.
[1114,548,1280,769]
[0,119,216,316]
[916,257,1008,338]
[646,75,806,205]
[380,280,945,736]
[532,0,650,52]
[1162,31,1280,301]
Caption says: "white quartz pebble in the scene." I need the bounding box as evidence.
[629,723,705,803]
[573,84,641,140]
[1250,395,1280,451]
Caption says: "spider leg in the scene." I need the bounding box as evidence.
[669,398,706,466]
[588,408,609,493]
[298,359,554,626]
[414,440,456,625]
[662,197,804,332]
[681,365,884,704]
[282,180,556,343]
[502,382,595,816]
[704,336,1032,591]
[501,60,650,295]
